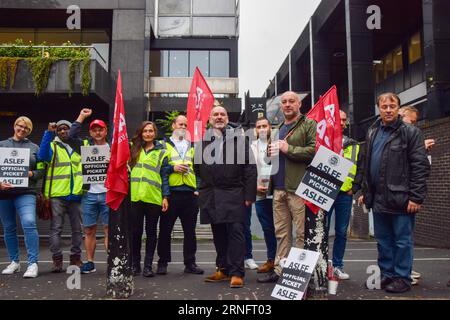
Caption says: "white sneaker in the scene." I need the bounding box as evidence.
[244,259,259,270]
[23,263,38,278]
[333,267,350,280]
[411,277,419,285]
[411,270,421,279]
[2,261,21,275]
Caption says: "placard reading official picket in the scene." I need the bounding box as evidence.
[0,147,30,187]
[271,248,320,300]
[296,145,353,212]
[81,145,110,184]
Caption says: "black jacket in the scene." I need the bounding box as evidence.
[195,126,257,224]
[362,116,430,214]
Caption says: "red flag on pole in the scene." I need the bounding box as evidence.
[105,70,130,211]
[186,67,215,142]
[305,85,343,214]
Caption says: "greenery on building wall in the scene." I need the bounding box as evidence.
[0,39,91,96]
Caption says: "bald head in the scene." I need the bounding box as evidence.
[280,91,301,122]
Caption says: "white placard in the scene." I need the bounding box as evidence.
[271,248,320,300]
[0,147,30,187]
[81,145,110,184]
[296,146,353,211]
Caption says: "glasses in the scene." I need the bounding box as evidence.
[16,124,30,132]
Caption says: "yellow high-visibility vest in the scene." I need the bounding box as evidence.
[130,148,167,205]
[341,143,360,192]
[44,142,83,197]
[165,142,196,189]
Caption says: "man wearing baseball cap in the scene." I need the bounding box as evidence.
[38,119,84,272]
[68,108,110,274]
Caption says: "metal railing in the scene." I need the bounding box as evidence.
[0,45,107,65]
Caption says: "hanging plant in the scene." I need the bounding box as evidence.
[81,58,91,96]
[0,57,19,89]
[27,57,56,96]
[68,59,80,97]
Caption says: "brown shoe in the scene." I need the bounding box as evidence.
[204,270,230,282]
[69,254,83,267]
[230,276,244,288]
[257,260,274,273]
[51,255,63,273]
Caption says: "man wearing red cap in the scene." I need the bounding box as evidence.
[68,108,110,274]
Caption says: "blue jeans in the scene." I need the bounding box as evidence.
[82,192,109,227]
[327,193,353,269]
[244,205,253,260]
[0,194,39,265]
[255,199,276,261]
[373,211,415,283]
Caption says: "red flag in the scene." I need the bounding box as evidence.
[306,85,343,214]
[105,70,130,211]
[186,67,215,142]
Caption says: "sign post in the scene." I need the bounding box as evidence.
[0,147,30,187]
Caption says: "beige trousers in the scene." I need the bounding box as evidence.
[273,190,305,275]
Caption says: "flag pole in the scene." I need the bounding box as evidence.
[106,70,134,298]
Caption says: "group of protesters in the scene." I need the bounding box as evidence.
[0,90,438,293]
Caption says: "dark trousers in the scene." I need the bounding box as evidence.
[130,201,161,268]
[211,222,245,277]
[157,191,199,266]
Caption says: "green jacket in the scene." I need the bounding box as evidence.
[278,114,316,193]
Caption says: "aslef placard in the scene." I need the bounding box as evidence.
[81,145,110,184]
[296,145,353,212]
[0,147,30,187]
[271,248,320,300]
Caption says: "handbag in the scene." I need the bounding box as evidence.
[37,148,56,220]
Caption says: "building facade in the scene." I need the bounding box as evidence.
[265,0,450,247]
[0,0,240,140]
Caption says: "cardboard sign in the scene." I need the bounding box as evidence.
[296,146,353,212]
[81,145,110,184]
[0,147,30,187]
[271,248,320,300]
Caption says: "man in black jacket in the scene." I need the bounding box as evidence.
[195,106,257,288]
[359,93,430,293]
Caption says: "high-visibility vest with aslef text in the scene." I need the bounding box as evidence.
[341,143,360,192]
[165,142,196,189]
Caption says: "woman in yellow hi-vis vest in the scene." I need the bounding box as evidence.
[129,121,170,277]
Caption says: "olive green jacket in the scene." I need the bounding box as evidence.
[277,114,316,193]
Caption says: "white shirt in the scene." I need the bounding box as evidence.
[170,136,189,160]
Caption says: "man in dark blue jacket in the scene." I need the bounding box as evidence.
[359,92,430,293]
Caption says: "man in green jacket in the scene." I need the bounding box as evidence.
[258,91,316,283]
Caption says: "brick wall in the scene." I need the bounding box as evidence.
[350,116,450,248]
[415,117,450,248]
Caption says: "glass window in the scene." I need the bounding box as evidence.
[159,0,190,14]
[162,50,169,76]
[374,62,384,84]
[210,51,229,77]
[81,29,109,44]
[169,50,188,77]
[35,28,81,44]
[0,28,34,43]
[384,52,393,79]
[192,17,236,36]
[193,0,236,15]
[150,50,161,76]
[393,46,403,74]
[409,32,422,64]
[158,17,190,36]
[189,51,209,77]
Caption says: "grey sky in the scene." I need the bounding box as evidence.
[238,0,321,98]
